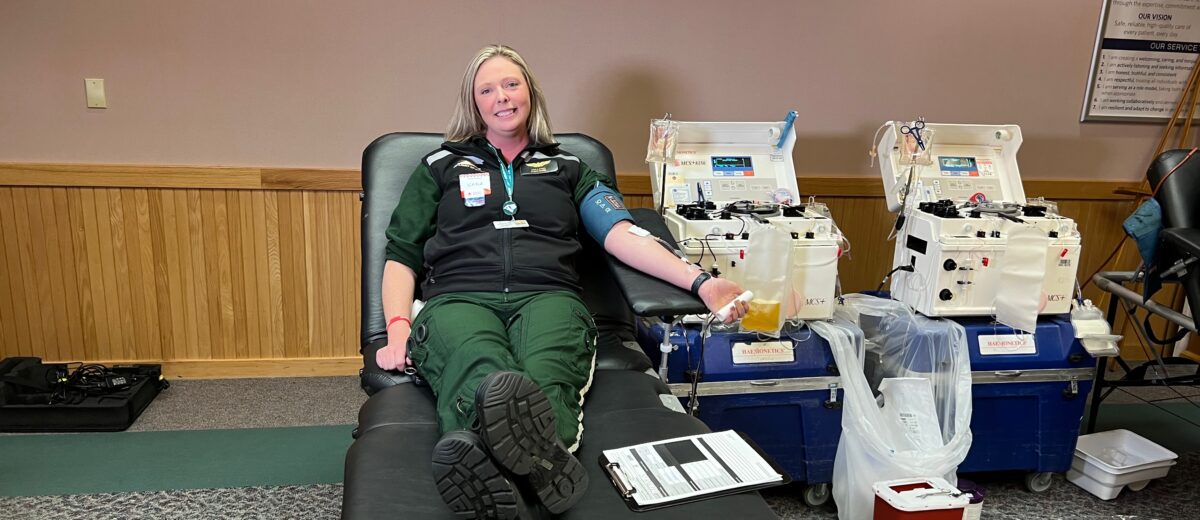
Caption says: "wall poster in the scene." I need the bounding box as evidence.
[1082,0,1200,121]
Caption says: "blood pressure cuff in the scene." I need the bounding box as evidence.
[580,182,634,245]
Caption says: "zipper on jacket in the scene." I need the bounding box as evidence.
[488,143,524,296]
[502,228,512,293]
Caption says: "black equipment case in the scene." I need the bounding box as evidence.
[0,357,166,432]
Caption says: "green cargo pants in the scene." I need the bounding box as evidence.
[407,291,598,452]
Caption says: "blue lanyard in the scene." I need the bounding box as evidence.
[489,146,515,200]
[490,145,519,218]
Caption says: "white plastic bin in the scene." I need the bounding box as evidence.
[1065,429,1177,500]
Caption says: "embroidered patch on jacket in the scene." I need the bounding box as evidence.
[520,159,559,175]
[454,159,486,174]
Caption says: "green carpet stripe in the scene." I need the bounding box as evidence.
[1091,402,1200,454]
[0,425,355,497]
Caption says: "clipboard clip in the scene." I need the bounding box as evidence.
[604,462,637,499]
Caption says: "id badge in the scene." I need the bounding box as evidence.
[493,220,530,229]
[459,172,492,197]
[464,188,485,208]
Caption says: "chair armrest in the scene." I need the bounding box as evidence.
[604,208,709,318]
[359,338,416,395]
[1163,228,1200,258]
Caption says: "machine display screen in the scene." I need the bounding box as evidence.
[712,156,753,168]
[939,156,977,169]
[711,156,755,177]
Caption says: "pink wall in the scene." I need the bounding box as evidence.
[0,1,1165,180]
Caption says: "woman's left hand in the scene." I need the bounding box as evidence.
[698,277,749,324]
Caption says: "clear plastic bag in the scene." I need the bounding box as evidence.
[811,294,973,520]
[877,378,944,452]
[894,120,935,166]
[646,118,680,163]
[739,223,793,336]
[1071,299,1122,357]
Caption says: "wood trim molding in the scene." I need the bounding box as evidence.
[0,162,1145,200]
[0,163,262,189]
[0,163,360,191]
[70,357,363,379]
[260,168,360,191]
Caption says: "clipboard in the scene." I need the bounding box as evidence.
[598,430,792,512]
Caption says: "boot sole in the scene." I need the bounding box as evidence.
[431,432,527,519]
[477,372,588,514]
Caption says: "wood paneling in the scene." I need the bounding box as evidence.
[0,163,1184,376]
[0,185,362,376]
[0,163,359,191]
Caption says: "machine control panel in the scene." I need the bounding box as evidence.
[651,121,800,210]
[665,153,789,205]
[928,154,1003,202]
[876,124,1025,211]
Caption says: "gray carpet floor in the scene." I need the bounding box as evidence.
[2,484,344,520]
[2,376,1198,519]
[763,454,1200,519]
[125,377,367,432]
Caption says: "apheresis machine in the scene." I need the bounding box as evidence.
[874,122,1082,319]
[650,119,844,321]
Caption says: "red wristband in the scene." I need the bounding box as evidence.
[386,316,411,330]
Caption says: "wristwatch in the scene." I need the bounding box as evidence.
[690,271,713,297]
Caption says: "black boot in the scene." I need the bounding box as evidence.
[431,430,533,519]
[475,371,588,514]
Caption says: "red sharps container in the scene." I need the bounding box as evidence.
[872,477,969,520]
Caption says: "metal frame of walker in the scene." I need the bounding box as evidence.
[1086,271,1200,433]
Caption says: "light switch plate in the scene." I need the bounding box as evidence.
[85,78,106,108]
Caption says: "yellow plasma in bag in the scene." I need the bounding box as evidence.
[740,299,781,332]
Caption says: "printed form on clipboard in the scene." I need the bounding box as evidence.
[600,430,789,510]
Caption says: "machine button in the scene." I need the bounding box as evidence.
[1048,230,1059,238]
[939,289,954,301]
[943,259,958,271]
[804,232,815,239]
[976,230,986,238]
[725,233,735,240]
[741,232,749,240]
[791,232,799,239]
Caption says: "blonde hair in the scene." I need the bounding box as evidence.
[446,45,554,145]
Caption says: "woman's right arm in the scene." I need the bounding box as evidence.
[377,161,442,371]
[378,260,418,371]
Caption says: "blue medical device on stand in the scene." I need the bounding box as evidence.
[636,321,844,507]
[954,315,1096,491]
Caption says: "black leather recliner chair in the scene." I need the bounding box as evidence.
[341,133,780,519]
[1146,149,1200,331]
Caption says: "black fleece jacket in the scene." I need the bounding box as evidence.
[384,136,619,300]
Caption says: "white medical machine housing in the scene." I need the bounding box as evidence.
[650,121,841,321]
[876,122,1082,317]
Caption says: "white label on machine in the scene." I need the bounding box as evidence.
[669,186,691,204]
[731,341,794,364]
[978,334,1037,355]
